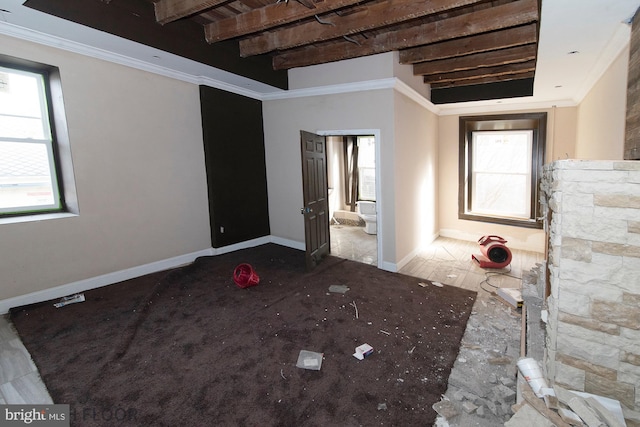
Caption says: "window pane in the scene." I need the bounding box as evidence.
[0,141,57,211]
[0,69,48,139]
[358,136,375,167]
[0,65,61,216]
[472,172,529,217]
[473,131,531,173]
[459,113,545,228]
[0,116,47,140]
[359,167,376,200]
[469,130,532,219]
[357,136,375,201]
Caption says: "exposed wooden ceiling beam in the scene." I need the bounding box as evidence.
[425,61,536,87]
[272,0,539,70]
[399,23,538,65]
[413,44,537,76]
[239,0,487,57]
[205,0,364,43]
[154,0,228,25]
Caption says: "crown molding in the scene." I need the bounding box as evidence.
[262,76,442,115]
[436,97,578,116]
[0,20,598,115]
[261,77,397,101]
[392,79,440,114]
[0,21,270,100]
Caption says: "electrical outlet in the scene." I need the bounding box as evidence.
[220,226,224,233]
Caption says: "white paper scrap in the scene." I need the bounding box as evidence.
[353,343,374,360]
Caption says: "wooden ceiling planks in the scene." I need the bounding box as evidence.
[30,0,543,98]
[143,0,543,92]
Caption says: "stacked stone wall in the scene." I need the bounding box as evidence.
[541,160,640,422]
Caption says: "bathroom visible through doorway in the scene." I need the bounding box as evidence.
[323,132,379,267]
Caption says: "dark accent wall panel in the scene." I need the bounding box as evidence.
[625,8,640,160]
[431,78,534,104]
[200,86,270,248]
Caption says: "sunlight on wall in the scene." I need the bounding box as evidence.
[417,161,437,249]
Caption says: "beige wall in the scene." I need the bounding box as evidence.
[575,45,629,160]
[0,35,211,302]
[392,51,431,100]
[288,53,395,89]
[435,41,631,251]
[263,89,398,266]
[392,91,439,264]
[263,87,439,269]
[2,22,630,304]
[437,107,578,252]
[326,136,345,217]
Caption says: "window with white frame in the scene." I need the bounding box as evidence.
[459,113,546,228]
[0,58,74,218]
[357,136,375,201]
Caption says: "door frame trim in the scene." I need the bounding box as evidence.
[316,128,383,270]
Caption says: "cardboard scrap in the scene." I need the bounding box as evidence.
[505,403,555,427]
[542,388,559,410]
[513,383,629,427]
[553,385,578,407]
[496,287,523,308]
[558,408,584,426]
[584,396,626,427]
[296,350,323,371]
[554,386,626,427]
[54,293,85,308]
[520,379,572,427]
[328,284,350,294]
[573,392,627,427]
[567,396,606,427]
[353,343,373,360]
[511,373,629,427]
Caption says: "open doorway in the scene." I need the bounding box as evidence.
[324,134,378,267]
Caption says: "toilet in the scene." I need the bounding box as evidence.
[356,201,377,235]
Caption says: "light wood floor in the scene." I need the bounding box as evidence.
[330,225,544,293]
[399,236,545,294]
[0,234,543,405]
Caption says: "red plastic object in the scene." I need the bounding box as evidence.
[472,235,512,269]
[233,263,260,288]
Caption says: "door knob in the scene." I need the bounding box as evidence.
[300,207,312,214]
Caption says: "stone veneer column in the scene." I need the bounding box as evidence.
[541,160,640,421]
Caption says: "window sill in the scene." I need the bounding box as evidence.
[0,212,78,225]
[459,213,542,229]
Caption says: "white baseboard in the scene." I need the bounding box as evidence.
[381,232,439,274]
[211,236,272,255]
[0,248,214,315]
[379,261,398,273]
[1,236,308,315]
[395,247,420,273]
[438,229,545,252]
[269,236,305,251]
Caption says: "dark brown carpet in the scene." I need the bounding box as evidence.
[10,244,476,426]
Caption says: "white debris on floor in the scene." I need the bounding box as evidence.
[434,263,631,427]
[435,289,522,426]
